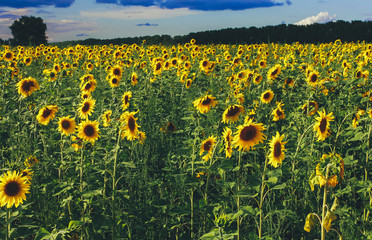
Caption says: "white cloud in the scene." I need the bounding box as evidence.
[45,19,97,33]
[81,5,201,20]
[294,12,336,25]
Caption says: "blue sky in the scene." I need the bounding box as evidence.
[0,0,371,42]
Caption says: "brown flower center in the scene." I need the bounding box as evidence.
[84,124,95,137]
[263,92,270,100]
[42,108,52,118]
[22,80,35,92]
[128,117,136,131]
[61,119,71,130]
[310,74,317,82]
[271,68,278,76]
[5,181,20,197]
[112,78,118,84]
[226,106,240,117]
[319,118,327,133]
[240,125,257,141]
[85,82,92,90]
[5,52,12,59]
[113,68,121,76]
[82,102,90,113]
[203,141,212,151]
[201,97,212,105]
[155,62,161,71]
[276,109,283,116]
[273,141,282,158]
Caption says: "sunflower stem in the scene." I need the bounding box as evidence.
[5,207,10,240]
[258,155,268,239]
[321,164,330,240]
[237,150,242,240]
[112,128,122,240]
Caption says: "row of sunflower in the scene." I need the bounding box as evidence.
[0,39,371,239]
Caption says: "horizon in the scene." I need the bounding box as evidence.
[0,0,371,43]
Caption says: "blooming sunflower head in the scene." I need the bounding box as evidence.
[222,105,245,124]
[272,102,285,121]
[17,77,40,98]
[193,95,218,114]
[57,116,76,136]
[0,171,30,208]
[79,98,96,119]
[200,136,217,161]
[77,120,101,144]
[232,119,266,152]
[120,111,140,141]
[313,109,334,141]
[302,101,318,116]
[36,105,58,125]
[122,91,132,110]
[223,127,233,158]
[268,132,287,168]
[260,90,274,104]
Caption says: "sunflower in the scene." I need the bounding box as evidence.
[253,74,263,85]
[102,110,112,127]
[122,91,132,110]
[0,171,30,208]
[131,72,138,85]
[199,59,211,73]
[138,131,146,144]
[200,136,217,161]
[193,95,218,114]
[268,132,287,168]
[302,101,318,116]
[24,156,39,168]
[3,51,14,61]
[77,120,101,144]
[110,65,123,79]
[161,121,177,133]
[307,71,319,87]
[258,59,267,68]
[272,102,285,121]
[36,105,58,125]
[57,116,76,136]
[222,105,245,124]
[78,98,96,119]
[20,168,33,183]
[223,127,233,158]
[267,64,281,80]
[108,76,120,88]
[17,77,40,98]
[185,79,192,89]
[81,79,97,94]
[121,111,140,141]
[284,77,294,87]
[260,90,274,104]
[23,56,33,66]
[153,61,162,75]
[233,118,266,151]
[313,109,334,141]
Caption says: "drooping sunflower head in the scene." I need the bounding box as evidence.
[193,95,218,114]
[36,105,58,125]
[223,127,233,158]
[122,91,132,110]
[17,77,40,98]
[78,98,96,119]
[0,171,30,208]
[222,105,245,124]
[102,110,112,127]
[302,101,318,116]
[185,79,192,89]
[260,90,274,104]
[272,102,285,121]
[81,79,97,94]
[77,120,101,144]
[268,132,287,168]
[267,64,281,80]
[232,119,266,152]
[200,136,217,161]
[131,72,138,85]
[57,116,76,136]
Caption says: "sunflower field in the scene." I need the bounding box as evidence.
[0,39,371,240]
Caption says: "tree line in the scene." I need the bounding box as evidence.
[2,17,372,47]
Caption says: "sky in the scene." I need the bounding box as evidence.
[0,0,371,42]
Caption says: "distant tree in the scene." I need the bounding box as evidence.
[9,16,47,46]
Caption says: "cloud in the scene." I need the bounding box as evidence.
[81,5,201,20]
[137,22,158,26]
[0,0,75,8]
[76,33,89,37]
[95,0,291,11]
[45,19,97,33]
[295,12,336,25]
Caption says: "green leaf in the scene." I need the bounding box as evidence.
[68,220,84,231]
[271,183,286,190]
[34,228,51,240]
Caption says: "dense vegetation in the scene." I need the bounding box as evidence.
[0,39,371,240]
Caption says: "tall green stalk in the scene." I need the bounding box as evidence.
[321,165,330,240]
[112,128,122,240]
[236,150,242,240]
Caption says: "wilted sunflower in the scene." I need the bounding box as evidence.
[36,105,58,125]
[272,102,285,121]
[302,101,318,116]
[160,121,177,133]
[193,95,218,114]
[17,77,40,98]
[0,171,30,208]
[24,156,39,168]
[260,90,274,104]
[233,118,266,151]
[138,131,146,144]
[200,136,217,161]
[78,98,96,119]
[122,91,132,110]
[77,120,101,144]
[57,116,76,136]
[223,127,233,158]
[222,105,245,124]
[314,109,334,141]
[121,111,140,141]
[102,110,112,127]
[268,132,287,168]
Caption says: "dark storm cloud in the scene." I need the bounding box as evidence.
[137,22,158,26]
[0,0,75,8]
[94,0,291,11]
